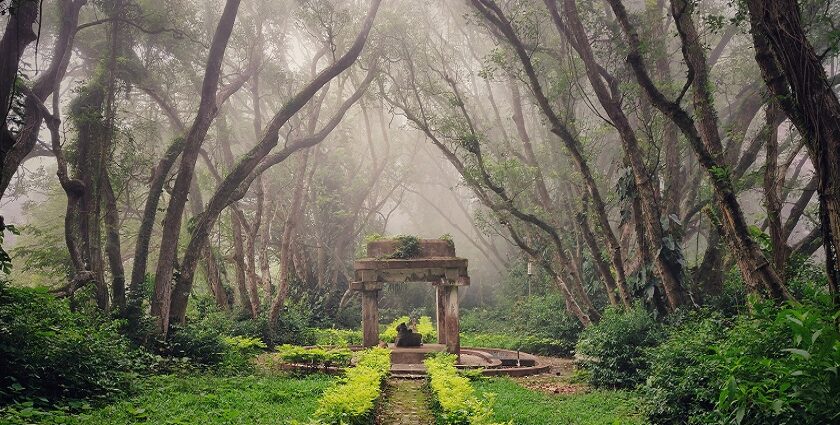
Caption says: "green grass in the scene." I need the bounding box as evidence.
[68,374,333,424]
[473,378,648,425]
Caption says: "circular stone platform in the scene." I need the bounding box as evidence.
[382,344,549,377]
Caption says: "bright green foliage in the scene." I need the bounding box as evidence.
[312,328,363,346]
[0,374,333,425]
[219,336,268,372]
[0,283,149,405]
[473,378,647,425]
[222,335,267,352]
[312,347,391,424]
[424,353,507,425]
[576,306,663,388]
[273,345,353,369]
[380,315,437,343]
[715,303,840,425]
[640,301,840,425]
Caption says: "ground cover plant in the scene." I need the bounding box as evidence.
[311,347,391,424]
[424,353,505,425]
[270,345,353,370]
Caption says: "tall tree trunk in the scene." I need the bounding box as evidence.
[606,0,792,301]
[0,0,39,194]
[70,78,109,311]
[102,4,125,311]
[763,103,787,276]
[745,0,840,303]
[550,0,686,309]
[103,175,126,310]
[202,244,229,310]
[151,0,243,334]
[260,199,276,296]
[268,150,310,326]
[231,211,253,313]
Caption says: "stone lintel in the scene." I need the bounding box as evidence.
[349,281,384,291]
[352,268,470,286]
[354,258,468,270]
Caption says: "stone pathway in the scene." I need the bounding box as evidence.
[376,379,435,425]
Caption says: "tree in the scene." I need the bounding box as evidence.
[745,0,840,305]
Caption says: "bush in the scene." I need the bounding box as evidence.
[220,336,268,372]
[163,320,229,367]
[642,313,729,424]
[313,347,391,424]
[639,299,840,425]
[576,306,663,388]
[461,294,582,356]
[312,328,362,346]
[272,345,353,370]
[424,353,507,425]
[0,283,149,405]
[715,302,840,425]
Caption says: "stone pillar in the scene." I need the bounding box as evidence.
[444,285,460,359]
[435,285,448,345]
[362,288,380,347]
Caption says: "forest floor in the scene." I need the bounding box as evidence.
[376,379,435,425]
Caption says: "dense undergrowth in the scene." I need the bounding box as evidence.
[574,264,840,425]
[460,293,582,356]
[2,256,839,425]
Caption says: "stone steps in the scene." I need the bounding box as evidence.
[376,378,435,425]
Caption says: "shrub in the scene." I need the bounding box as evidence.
[312,328,363,346]
[0,283,149,405]
[575,306,663,388]
[219,336,268,372]
[380,315,436,343]
[715,302,840,425]
[424,353,507,425]
[273,345,353,370]
[460,294,582,356]
[164,321,228,367]
[642,313,729,424]
[313,347,391,424]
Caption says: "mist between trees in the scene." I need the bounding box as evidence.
[0,0,838,372]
